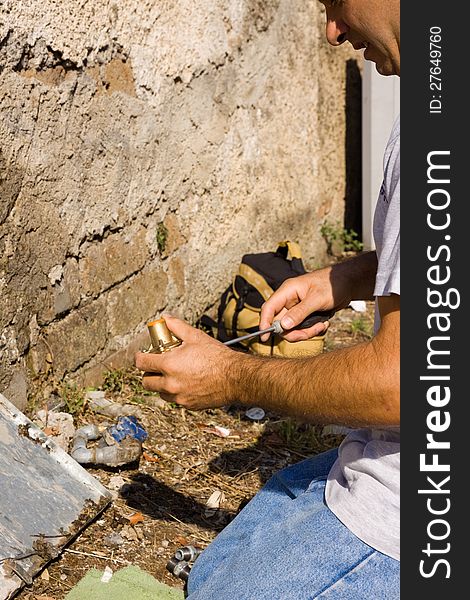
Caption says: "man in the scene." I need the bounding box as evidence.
[135,0,400,597]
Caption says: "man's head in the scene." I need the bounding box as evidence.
[319,0,400,76]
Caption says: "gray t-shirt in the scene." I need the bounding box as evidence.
[325,117,400,561]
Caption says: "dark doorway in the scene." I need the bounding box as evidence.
[344,59,362,239]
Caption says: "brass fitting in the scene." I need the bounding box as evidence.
[147,317,182,353]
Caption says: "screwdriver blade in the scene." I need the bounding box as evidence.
[223,321,283,347]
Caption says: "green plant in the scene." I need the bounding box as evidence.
[320,220,363,255]
[102,367,143,395]
[278,417,298,444]
[156,222,168,255]
[276,418,322,451]
[323,337,335,352]
[350,316,373,338]
[59,382,86,416]
[344,229,363,252]
[101,367,157,405]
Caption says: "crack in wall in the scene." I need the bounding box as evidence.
[11,39,128,75]
[0,151,24,226]
[13,42,80,74]
[0,29,12,50]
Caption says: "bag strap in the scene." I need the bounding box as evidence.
[216,285,233,342]
[277,240,302,259]
[232,282,249,337]
[238,263,274,302]
[197,314,217,336]
[276,240,305,275]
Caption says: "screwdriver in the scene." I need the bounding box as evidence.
[223,310,334,347]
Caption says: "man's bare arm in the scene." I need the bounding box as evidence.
[231,294,399,428]
[136,293,399,428]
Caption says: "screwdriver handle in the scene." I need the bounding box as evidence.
[224,310,335,347]
[292,309,335,330]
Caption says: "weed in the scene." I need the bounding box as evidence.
[156,222,168,255]
[275,418,323,452]
[320,220,363,255]
[323,337,335,352]
[341,228,363,253]
[278,417,297,444]
[102,367,144,395]
[59,382,86,416]
[350,316,373,338]
[101,367,158,405]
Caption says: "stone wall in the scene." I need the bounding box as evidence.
[0,0,361,409]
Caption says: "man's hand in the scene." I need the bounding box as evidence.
[259,252,378,342]
[134,316,234,410]
[259,267,345,342]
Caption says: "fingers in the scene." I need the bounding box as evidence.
[279,302,317,331]
[163,314,222,348]
[158,392,176,403]
[259,285,295,341]
[161,314,198,341]
[260,298,321,342]
[259,295,289,333]
[280,320,330,342]
[135,316,228,411]
[141,371,164,391]
[259,275,315,341]
[141,372,177,405]
[259,285,332,343]
[135,351,164,374]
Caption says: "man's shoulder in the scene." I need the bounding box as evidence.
[388,116,400,145]
[384,116,400,175]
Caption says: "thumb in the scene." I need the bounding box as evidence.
[161,314,196,340]
[280,303,313,331]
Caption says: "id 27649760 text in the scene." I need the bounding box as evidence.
[429,26,443,114]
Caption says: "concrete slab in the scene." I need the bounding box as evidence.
[0,393,112,600]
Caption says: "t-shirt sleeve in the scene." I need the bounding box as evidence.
[374,130,400,297]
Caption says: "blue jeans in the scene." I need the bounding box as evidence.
[186,449,399,599]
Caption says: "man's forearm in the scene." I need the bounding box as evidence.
[227,335,398,428]
[331,251,378,302]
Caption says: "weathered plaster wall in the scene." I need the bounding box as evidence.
[0,0,360,409]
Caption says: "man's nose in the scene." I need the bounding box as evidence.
[325,18,348,46]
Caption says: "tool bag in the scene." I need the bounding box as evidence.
[198,241,325,358]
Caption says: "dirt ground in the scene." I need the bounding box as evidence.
[16,301,374,600]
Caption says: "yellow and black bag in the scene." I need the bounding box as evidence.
[199,241,326,358]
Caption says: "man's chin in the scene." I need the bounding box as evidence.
[369,57,395,77]
[375,63,389,75]
[375,63,396,76]
[364,48,396,76]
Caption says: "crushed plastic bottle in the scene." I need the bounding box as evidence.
[71,416,148,467]
[105,415,148,444]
